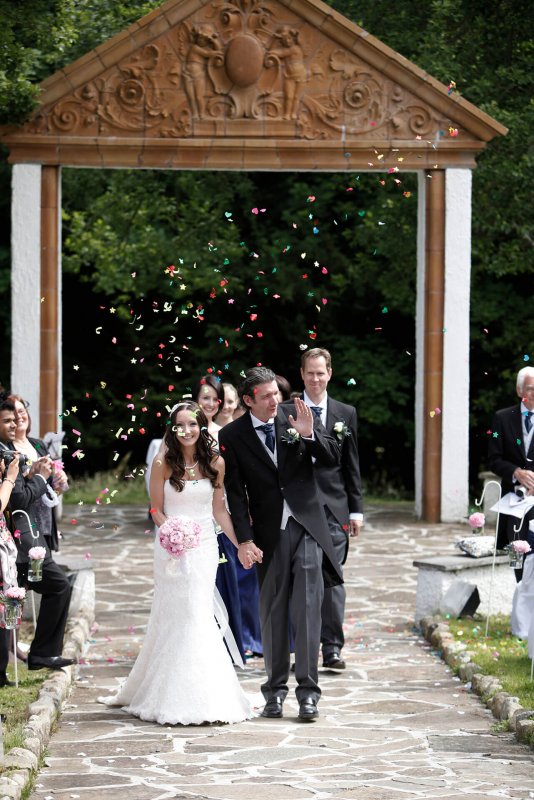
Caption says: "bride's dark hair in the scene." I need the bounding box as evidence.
[164,400,218,491]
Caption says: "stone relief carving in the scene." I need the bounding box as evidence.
[29,0,458,141]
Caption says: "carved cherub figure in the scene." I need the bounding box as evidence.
[268,26,307,120]
[184,24,221,119]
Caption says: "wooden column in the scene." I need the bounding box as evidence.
[40,166,60,435]
[422,170,445,521]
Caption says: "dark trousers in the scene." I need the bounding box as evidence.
[320,510,348,657]
[17,557,72,658]
[0,629,9,675]
[259,518,324,704]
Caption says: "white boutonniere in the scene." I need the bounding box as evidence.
[333,420,350,443]
[282,427,301,445]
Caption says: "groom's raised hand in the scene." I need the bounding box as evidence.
[288,397,313,438]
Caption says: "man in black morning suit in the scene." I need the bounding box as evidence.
[285,347,363,671]
[219,367,342,721]
[0,395,74,670]
[488,366,534,581]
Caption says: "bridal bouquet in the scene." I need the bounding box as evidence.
[159,516,201,559]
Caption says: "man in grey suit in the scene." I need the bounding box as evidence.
[295,347,363,671]
[219,367,342,721]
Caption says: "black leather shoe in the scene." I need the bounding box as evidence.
[28,656,76,671]
[0,673,15,687]
[261,697,284,718]
[298,697,319,721]
[323,653,346,671]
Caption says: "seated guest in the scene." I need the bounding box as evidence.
[0,394,74,670]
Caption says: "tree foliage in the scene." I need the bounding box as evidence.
[1,0,533,495]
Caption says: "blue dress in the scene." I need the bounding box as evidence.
[236,561,263,655]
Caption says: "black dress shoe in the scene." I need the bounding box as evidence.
[261,697,284,718]
[322,653,346,671]
[28,656,76,671]
[298,697,319,721]
[0,673,15,687]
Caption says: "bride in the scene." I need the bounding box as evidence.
[100,400,259,725]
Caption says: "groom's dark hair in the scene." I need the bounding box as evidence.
[238,367,276,403]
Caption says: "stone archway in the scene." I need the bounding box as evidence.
[0,0,506,521]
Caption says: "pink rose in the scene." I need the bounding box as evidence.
[468,512,485,530]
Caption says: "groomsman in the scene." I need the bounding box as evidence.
[219,367,342,721]
[292,347,363,670]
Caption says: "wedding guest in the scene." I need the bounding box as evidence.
[0,453,22,687]
[192,375,224,439]
[9,394,68,552]
[287,347,363,671]
[488,366,534,582]
[215,384,239,427]
[193,376,245,662]
[0,394,74,670]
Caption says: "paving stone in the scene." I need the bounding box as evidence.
[25,504,534,800]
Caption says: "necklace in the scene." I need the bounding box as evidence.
[184,460,198,478]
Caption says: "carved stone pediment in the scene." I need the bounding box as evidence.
[2,0,506,168]
[29,0,457,141]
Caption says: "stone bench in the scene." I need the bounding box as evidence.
[413,553,516,622]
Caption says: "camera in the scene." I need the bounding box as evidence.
[1,451,28,471]
[515,486,528,500]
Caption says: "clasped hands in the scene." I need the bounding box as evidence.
[237,541,263,569]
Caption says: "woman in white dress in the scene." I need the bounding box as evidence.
[100,400,258,725]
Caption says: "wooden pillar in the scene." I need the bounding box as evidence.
[422,170,445,521]
[40,166,60,435]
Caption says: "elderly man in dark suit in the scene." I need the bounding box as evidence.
[219,366,342,722]
[488,366,534,581]
[288,347,362,671]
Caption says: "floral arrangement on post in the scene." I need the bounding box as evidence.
[28,545,46,582]
[333,420,350,443]
[0,586,26,629]
[281,428,300,445]
[159,517,201,575]
[468,511,485,534]
[506,539,531,568]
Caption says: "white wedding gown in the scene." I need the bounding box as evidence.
[100,479,253,725]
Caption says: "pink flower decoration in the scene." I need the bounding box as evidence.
[511,540,532,554]
[4,587,26,600]
[28,546,46,561]
[468,512,485,529]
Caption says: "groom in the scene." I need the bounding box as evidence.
[219,366,342,721]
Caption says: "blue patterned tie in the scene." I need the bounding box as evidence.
[310,406,322,420]
[526,411,533,434]
[257,423,275,453]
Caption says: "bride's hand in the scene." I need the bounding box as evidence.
[238,542,263,569]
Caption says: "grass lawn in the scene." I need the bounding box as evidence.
[447,614,534,709]
[0,622,49,768]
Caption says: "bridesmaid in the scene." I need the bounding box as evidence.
[192,376,245,663]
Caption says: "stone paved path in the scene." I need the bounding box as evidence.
[30,504,534,800]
